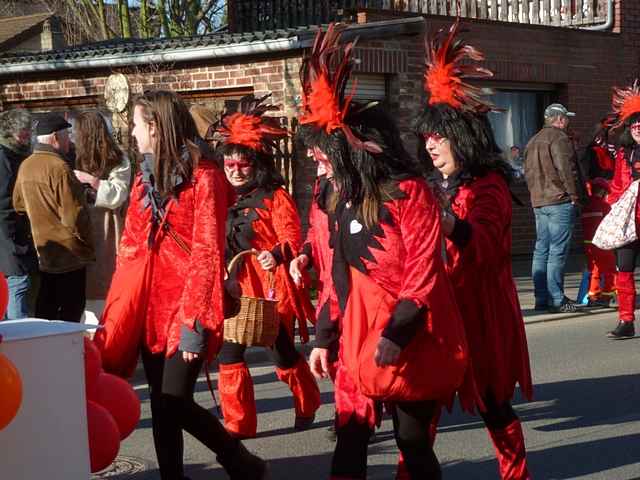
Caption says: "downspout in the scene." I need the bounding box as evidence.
[582,0,614,31]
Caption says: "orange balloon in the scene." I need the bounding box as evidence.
[0,274,7,319]
[0,353,22,430]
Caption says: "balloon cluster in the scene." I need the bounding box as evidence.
[0,274,21,432]
[84,337,140,473]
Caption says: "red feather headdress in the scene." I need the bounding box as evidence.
[217,94,287,152]
[424,19,494,113]
[299,23,381,153]
[608,80,640,130]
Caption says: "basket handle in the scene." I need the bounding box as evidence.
[226,248,276,296]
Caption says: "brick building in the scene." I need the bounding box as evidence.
[0,0,638,256]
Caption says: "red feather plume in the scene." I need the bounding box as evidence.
[299,23,382,154]
[217,94,287,152]
[424,19,494,113]
[608,80,640,130]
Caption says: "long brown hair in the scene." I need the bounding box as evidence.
[74,112,124,179]
[133,90,198,198]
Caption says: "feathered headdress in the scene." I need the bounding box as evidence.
[217,94,287,152]
[607,80,640,130]
[424,19,494,113]
[299,23,382,153]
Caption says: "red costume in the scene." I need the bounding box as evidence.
[110,157,230,364]
[215,94,320,439]
[581,182,616,302]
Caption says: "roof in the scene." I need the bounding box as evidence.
[0,16,424,76]
[0,12,53,49]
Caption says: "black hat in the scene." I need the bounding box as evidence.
[35,113,71,136]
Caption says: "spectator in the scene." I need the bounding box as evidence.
[524,103,582,313]
[581,177,616,307]
[0,109,38,319]
[509,145,525,180]
[12,113,95,322]
[72,112,131,314]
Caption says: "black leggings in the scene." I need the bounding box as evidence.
[616,240,640,272]
[332,400,441,479]
[479,390,518,431]
[217,324,301,368]
[141,348,239,480]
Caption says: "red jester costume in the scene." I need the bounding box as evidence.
[215,94,320,439]
[299,24,472,479]
[603,80,640,339]
[410,20,533,480]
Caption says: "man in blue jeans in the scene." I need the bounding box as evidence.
[0,109,38,319]
[524,104,585,313]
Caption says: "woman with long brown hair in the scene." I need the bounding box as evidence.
[73,112,131,312]
[97,90,267,479]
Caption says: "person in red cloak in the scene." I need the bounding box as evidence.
[98,91,267,479]
[402,20,534,480]
[603,80,640,339]
[299,23,472,479]
[581,177,616,307]
[215,94,320,439]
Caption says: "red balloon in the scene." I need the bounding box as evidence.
[0,353,22,430]
[83,337,102,400]
[86,400,120,473]
[93,372,140,440]
[0,274,8,319]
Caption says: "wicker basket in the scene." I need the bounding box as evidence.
[223,250,280,347]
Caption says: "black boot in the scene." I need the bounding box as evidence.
[607,321,635,339]
[217,441,268,479]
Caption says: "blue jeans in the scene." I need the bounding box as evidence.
[532,203,577,308]
[3,274,32,320]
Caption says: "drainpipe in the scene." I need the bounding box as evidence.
[582,0,614,31]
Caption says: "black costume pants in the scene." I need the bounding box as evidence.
[141,348,240,480]
[331,400,441,479]
[217,323,301,368]
[36,268,86,322]
[616,239,640,272]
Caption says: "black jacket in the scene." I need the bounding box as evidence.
[0,142,37,276]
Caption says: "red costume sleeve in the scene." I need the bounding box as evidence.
[177,165,227,335]
[396,179,445,309]
[609,149,631,205]
[116,176,147,268]
[450,175,511,269]
[270,188,303,259]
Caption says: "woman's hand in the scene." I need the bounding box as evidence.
[374,337,402,367]
[74,170,100,190]
[309,347,330,379]
[289,254,309,286]
[182,351,200,363]
[257,250,276,271]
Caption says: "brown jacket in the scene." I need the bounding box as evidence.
[13,145,95,273]
[524,126,582,208]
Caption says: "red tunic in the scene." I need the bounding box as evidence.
[328,177,471,421]
[116,160,231,360]
[227,186,315,342]
[608,148,640,228]
[445,172,533,407]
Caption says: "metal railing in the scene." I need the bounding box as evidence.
[229,0,610,32]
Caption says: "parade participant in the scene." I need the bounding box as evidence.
[415,20,533,480]
[216,94,320,439]
[103,90,267,479]
[301,23,471,479]
[73,112,132,310]
[604,80,640,339]
[581,121,615,182]
[581,177,616,307]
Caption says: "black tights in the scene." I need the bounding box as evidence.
[141,348,239,480]
[217,324,301,368]
[616,239,640,272]
[480,390,518,431]
[332,400,441,479]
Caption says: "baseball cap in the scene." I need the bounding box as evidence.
[35,113,72,136]
[544,103,575,118]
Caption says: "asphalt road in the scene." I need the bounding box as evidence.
[95,306,640,480]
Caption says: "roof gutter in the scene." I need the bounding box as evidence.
[582,0,614,31]
[0,36,307,76]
